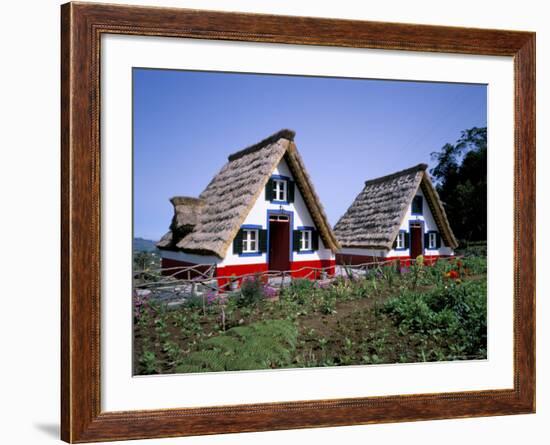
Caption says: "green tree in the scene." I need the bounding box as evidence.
[430,127,486,243]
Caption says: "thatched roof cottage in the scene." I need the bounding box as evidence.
[334,163,458,266]
[157,129,339,287]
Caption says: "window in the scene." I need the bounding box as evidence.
[269,214,289,222]
[265,176,295,203]
[412,195,423,215]
[233,226,266,255]
[300,229,312,251]
[396,231,405,249]
[293,227,318,253]
[425,232,441,249]
[428,232,437,249]
[242,229,259,253]
[272,179,287,202]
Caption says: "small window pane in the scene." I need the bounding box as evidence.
[300,230,312,251]
[242,229,259,253]
[396,232,404,249]
[272,179,287,201]
[429,232,437,249]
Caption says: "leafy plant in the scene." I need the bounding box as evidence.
[139,350,159,374]
[236,275,266,307]
[320,291,337,314]
[175,320,298,373]
[384,279,487,360]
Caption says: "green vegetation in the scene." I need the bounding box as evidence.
[134,255,487,375]
[430,126,487,243]
[176,320,298,373]
[384,280,487,361]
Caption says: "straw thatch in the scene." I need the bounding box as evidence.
[157,129,339,258]
[156,197,205,249]
[333,164,458,250]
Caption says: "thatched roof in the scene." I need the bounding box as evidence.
[157,129,339,258]
[333,164,458,250]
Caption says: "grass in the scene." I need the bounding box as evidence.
[133,255,487,374]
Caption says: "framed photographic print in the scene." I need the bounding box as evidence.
[61,2,535,442]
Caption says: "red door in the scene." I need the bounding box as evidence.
[410,225,423,260]
[269,220,290,271]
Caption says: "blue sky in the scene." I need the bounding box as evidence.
[133,68,486,241]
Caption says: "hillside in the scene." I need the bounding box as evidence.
[133,237,159,252]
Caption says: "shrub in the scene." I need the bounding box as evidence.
[384,280,487,360]
[289,278,315,292]
[236,275,265,307]
[461,256,487,275]
[282,278,315,305]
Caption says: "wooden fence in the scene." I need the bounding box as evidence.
[134,255,461,298]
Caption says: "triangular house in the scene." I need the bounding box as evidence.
[157,130,339,287]
[334,164,458,266]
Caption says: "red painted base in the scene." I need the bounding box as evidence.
[336,253,453,267]
[290,259,336,279]
[161,258,336,290]
[216,263,269,289]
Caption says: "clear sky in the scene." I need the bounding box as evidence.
[133,68,486,241]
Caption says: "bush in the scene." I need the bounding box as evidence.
[282,278,315,305]
[384,280,487,360]
[457,241,487,257]
[236,275,265,307]
[461,256,487,275]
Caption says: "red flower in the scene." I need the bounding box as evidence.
[449,270,460,280]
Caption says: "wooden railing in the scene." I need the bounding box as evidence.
[134,255,461,297]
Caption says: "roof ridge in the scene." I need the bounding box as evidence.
[364,163,428,186]
[227,129,295,161]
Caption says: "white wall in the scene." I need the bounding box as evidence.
[387,185,455,257]
[2,1,547,445]
[340,184,455,259]
[220,157,334,266]
[160,157,334,266]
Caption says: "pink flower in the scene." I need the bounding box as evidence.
[207,291,227,305]
[262,285,278,299]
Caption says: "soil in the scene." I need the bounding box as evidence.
[133,274,486,374]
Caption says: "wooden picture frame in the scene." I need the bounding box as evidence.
[61,2,535,442]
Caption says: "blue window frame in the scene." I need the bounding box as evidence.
[238,224,263,257]
[270,174,290,204]
[425,230,440,250]
[394,230,408,251]
[296,226,315,254]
